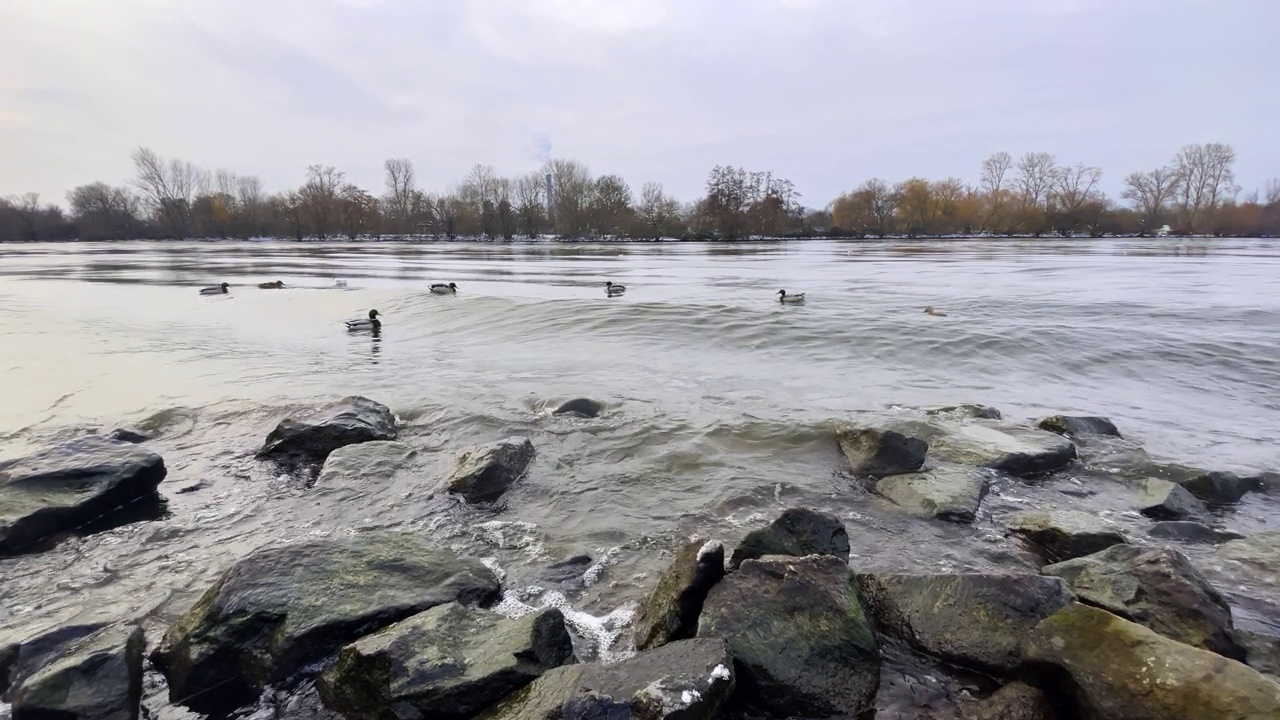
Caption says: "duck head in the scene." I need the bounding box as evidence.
[368,309,380,319]
[221,282,230,291]
[449,282,457,290]
[777,289,786,297]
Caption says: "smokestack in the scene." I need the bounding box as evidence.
[544,173,554,222]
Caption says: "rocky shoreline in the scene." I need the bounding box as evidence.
[2,396,1279,719]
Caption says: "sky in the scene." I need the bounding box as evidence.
[1,0,1277,209]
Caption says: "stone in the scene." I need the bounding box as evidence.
[836,425,928,478]
[0,623,113,699]
[0,641,15,696]
[925,404,1003,420]
[1004,510,1127,564]
[1036,415,1122,439]
[551,398,605,418]
[0,437,167,557]
[107,428,149,444]
[476,638,733,720]
[1024,603,1280,720]
[1174,470,1258,505]
[1148,521,1245,543]
[1254,472,1280,494]
[698,555,880,718]
[315,441,418,486]
[1134,478,1211,522]
[875,464,990,523]
[257,396,398,465]
[857,573,1072,674]
[634,537,726,652]
[151,532,500,715]
[728,507,850,569]
[918,419,1077,477]
[1213,532,1280,597]
[1239,629,1280,678]
[446,437,536,503]
[963,682,1056,720]
[9,624,143,720]
[1042,544,1242,659]
[319,604,574,720]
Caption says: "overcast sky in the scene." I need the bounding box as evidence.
[2,0,1277,208]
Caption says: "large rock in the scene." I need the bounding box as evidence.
[1134,478,1210,522]
[915,419,1077,477]
[1005,510,1127,564]
[963,681,1056,720]
[728,507,850,569]
[316,441,419,486]
[698,555,880,718]
[1024,603,1280,720]
[857,573,1072,673]
[152,533,500,715]
[0,623,113,699]
[445,437,536,503]
[9,624,143,720]
[875,464,990,524]
[633,537,726,651]
[1043,544,1242,658]
[1174,470,1258,505]
[1148,521,1244,543]
[1036,415,1122,439]
[836,425,928,478]
[1213,531,1280,596]
[258,396,398,464]
[925,404,1003,420]
[477,637,733,720]
[1,641,16,696]
[320,604,574,720]
[551,398,604,418]
[0,437,167,557]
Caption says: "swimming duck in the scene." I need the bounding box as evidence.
[924,306,947,317]
[605,281,626,296]
[778,289,805,304]
[345,309,381,331]
[430,282,458,294]
[200,282,230,295]
[258,280,285,289]
[334,279,348,288]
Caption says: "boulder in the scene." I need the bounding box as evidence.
[551,398,604,418]
[1134,478,1210,522]
[1214,532,1280,595]
[698,555,880,718]
[0,437,167,557]
[1174,470,1258,505]
[1042,544,1242,658]
[1255,472,1280,494]
[875,464,990,523]
[107,428,149,444]
[1036,415,1122,439]
[1148,521,1244,543]
[728,507,850,569]
[836,425,928,478]
[919,419,1077,477]
[152,533,500,715]
[634,537,726,651]
[8,624,143,720]
[925,404,1003,420]
[316,441,418,486]
[1,641,15,696]
[476,637,733,720]
[857,573,1072,673]
[1004,510,1127,564]
[0,622,113,699]
[445,437,536,503]
[963,681,1056,720]
[1024,603,1280,720]
[257,396,398,465]
[320,604,574,720]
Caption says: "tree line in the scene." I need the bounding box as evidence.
[1,143,1276,242]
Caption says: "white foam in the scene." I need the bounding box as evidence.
[581,546,622,587]
[681,689,701,705]
[711,664,732,681]
[696,540,723,561]
[488,582,637,664]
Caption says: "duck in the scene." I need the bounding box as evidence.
[257,280,285,289]
[430,282,458,294]
[345,309,381,332]
[200,282,230,295]
[334,279,348,288]
[777,289,805,304]
[924,306,947,317]
[605,281,626,296]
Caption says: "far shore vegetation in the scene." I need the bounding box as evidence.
[1,143,1277,243]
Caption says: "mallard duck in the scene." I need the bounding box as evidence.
[345,309,381,331]
[430,282,458,294]
[258,280,285,289]
[334,279,348,288]
[605,281,626,296]
[778,289,805,304]
[924,306,947,317]
[200,282,230,295]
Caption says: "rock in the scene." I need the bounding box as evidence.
[551,398,604,418]
[0,437,167,557]
[315,441,418,486]
[963,681,1056,720]
[1134,478,1210,522]
[0,622,113,699]
[1174,470,1258,505]
[698,555,880,718]
[728,507,850,569]
[857,573,1072,674]
[9,624,143,720]
[108,428,149,444]
[1255,472,1280,494]
[1042,544,1242,658]
[633,537,726,652]
[836,425,928,478]
[1215,532,1280,595]
[445,437,536,503]
[1004,510,1127,564]
[1,641,17,697]
[1239,629,1280,678]
[1024,603,1280,720]
[257,396,398,465]
[926,404,1003,420]
[1148,521,1245,543]
[152,532,500,715]
[1036,415,1122,439]
[919,419,1077,477]
[476,637,733,720]
[875,464,990,523]
[320,604,574,720]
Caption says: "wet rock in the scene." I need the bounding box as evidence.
[319,604,574,720]
[963,681,1056,720]
[1215,531,1280,591]
[1148,521,1245,543]
[921,419,1077,477]
[0,437,167,557]
[152,532,499,715]
[875,464,990,524]
[1254,471,1280,494]
[0,641,15,696]
[1134,478,1210,522]
[1036,415,1122,439]
[1239,629,1280,678]
[257,396,398,465]
[0,622,114,699]
[926,404,1003,420]
[836,425,928,478]
[728,507,850,569]
[9,624,143,720]
[1042,544,1242,658]
[315,441,418,486]
[108,428,149,444]
[551,398,604,418]
[446,437,536,503]
[857,573,1072,674]
[699,554,880,718]
[634,537,726,652]
[476,637,733,720]
[1174,470,1258,505]
[1004,510,1127,564]
[1024,603,1280,720]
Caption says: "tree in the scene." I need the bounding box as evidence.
[1172,143,1239,232]
[1048,163,1103,234]
[67,183,139,240]
[131,147,205,238]
[637,182,682,239]
[589,174,633,236]
[338,185,379,239]
[382,159,417,234]
[1121,167,1181,233]
[980,151,1013,231]
[702,166,754,239]
[547,159,593,236]
[1014,152,1057,210]
[514,172,547,238]
[830,179,897,237]
[299,165,345,238]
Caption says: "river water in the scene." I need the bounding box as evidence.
[2,238,1279,712]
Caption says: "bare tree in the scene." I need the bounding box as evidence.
[1048,163,1104,233]
[1121,167,1181,231]
[547,159,593,236]
[589,174,633,236]
[382,158,416,234]
[981,152,1013,196]
[131,147,206,238]
[299,165,345,239]
[514,172,547,238]
[1014,152,1058,209]
[1265,178,1280,206]
[637,182,681,239]
[1173,143,1239,232]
